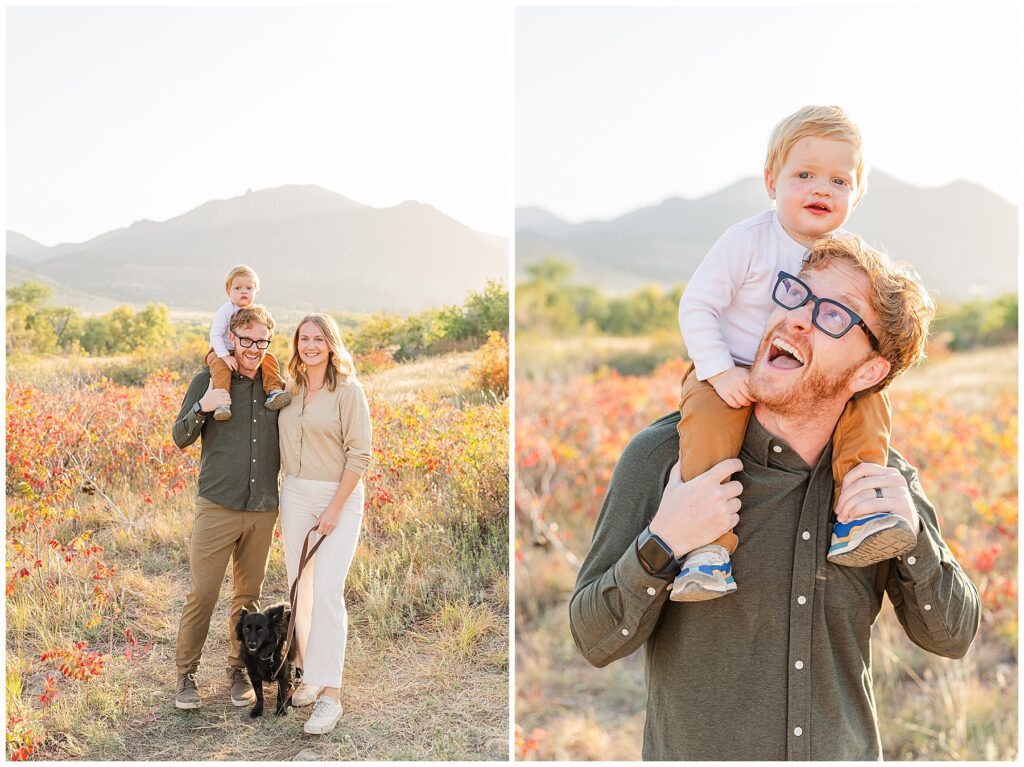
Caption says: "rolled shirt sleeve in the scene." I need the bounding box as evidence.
[339,379,373,476]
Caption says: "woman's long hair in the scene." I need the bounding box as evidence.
[287,313,356,394]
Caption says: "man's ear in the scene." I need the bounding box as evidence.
[764,167,777,201]
[849,354,890,395]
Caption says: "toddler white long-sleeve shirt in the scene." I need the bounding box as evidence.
[209,300,241,358]
[679,210,840,381]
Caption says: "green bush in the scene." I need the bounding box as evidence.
[933,294,1018,351]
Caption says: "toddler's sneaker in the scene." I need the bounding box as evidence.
[304,695,342,735]
[670,543,736,602]
[264,389,292,411]
[214,406,232,421]
[827,513,916,567]
[291,682,323,707]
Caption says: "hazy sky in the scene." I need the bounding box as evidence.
[517,6,1019,222]
[7,7,512,244]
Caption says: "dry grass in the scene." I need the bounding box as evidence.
[6,350,509,761]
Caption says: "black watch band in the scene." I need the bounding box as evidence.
[192,401,209,419]
[636,526,679,580]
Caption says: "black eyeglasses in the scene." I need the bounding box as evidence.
[234,334,271,350]
[771,271,880,351]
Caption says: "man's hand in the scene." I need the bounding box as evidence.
[221,355,238,372]
[649,458,743,557]
[835,462,919,532]
[708,367,755,408]
[198,380,231,413]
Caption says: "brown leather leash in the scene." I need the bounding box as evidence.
[274,524,327,683]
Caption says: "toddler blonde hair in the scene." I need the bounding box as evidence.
[765,106,868,205]
[224,264,260,293]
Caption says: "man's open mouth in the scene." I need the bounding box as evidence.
[767,338,805,369]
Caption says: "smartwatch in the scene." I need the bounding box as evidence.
[192,401,209,420]
[636,526,679,579]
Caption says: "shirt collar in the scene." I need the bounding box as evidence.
[743,411,824,473]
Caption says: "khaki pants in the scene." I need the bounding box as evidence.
[677,362,891,554]
[205,349,285,395]
[175,497,279,674]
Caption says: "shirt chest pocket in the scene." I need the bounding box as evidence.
[823,555,883,625]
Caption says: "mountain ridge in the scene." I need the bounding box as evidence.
[7,185,507,314]
[516,171,1017,300]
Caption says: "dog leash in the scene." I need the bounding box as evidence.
[274,524,327,683]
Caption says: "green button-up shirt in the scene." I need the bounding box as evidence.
[569,411,980,761]
[172,369,281,512]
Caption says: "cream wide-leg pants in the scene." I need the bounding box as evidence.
[280,475,364,689]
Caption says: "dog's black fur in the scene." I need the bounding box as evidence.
[235,603,296,718]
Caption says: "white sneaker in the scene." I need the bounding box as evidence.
[291,682,323,707]
[304,695,342,735]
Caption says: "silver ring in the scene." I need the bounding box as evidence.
[875,487,884,499]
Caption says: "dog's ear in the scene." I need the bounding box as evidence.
[272,606,290,636]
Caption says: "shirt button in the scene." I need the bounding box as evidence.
[253,438,257,443]
[794,660,804,669]
[797,595,806,605]
[646,587,657,596]
[621,628,629,636]
[794,727,803,736]
[252,458,256,463]
[907,556,917,565]
[802,531,810,541]
[924,604,932,611]
[250,478,255,483]
[772,445,783,454]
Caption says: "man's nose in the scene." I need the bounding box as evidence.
[786,301,815,334]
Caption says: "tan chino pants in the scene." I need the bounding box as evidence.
[175,497,279,674]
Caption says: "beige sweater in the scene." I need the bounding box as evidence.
[278,377,373,481]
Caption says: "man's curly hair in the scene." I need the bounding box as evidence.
[801,236,935,396]
[229,304,276,335]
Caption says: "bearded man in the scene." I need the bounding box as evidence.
[569,236,980,760]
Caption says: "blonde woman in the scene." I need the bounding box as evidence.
[277,313,372,735]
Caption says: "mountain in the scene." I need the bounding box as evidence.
[7,185,507,314]
[5,232,49,262]
[516,172,1018,301]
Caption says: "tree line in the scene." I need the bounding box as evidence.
[6,279,509,361]
[516,257,1017,351]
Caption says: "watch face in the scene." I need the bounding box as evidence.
[640,534,673,572]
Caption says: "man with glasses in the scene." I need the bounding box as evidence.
[171,305,283,710]
[570,237,980,760]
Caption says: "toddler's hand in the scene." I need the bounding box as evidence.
[222,355,238,372]
[708,367,755,408]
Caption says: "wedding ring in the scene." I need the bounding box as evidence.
[875,487,884,499]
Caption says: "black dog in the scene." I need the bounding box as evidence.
[235,604,296,718]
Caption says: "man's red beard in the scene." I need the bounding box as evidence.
[748,324,868,417]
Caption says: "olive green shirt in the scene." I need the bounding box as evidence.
[172,369,281,512]
[569,411,980,761]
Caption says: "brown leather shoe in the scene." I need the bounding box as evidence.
[175,672,201,709]
[227,665,255,707]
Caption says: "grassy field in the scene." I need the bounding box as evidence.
[6,350,509,761]
[515,344,1018,761]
